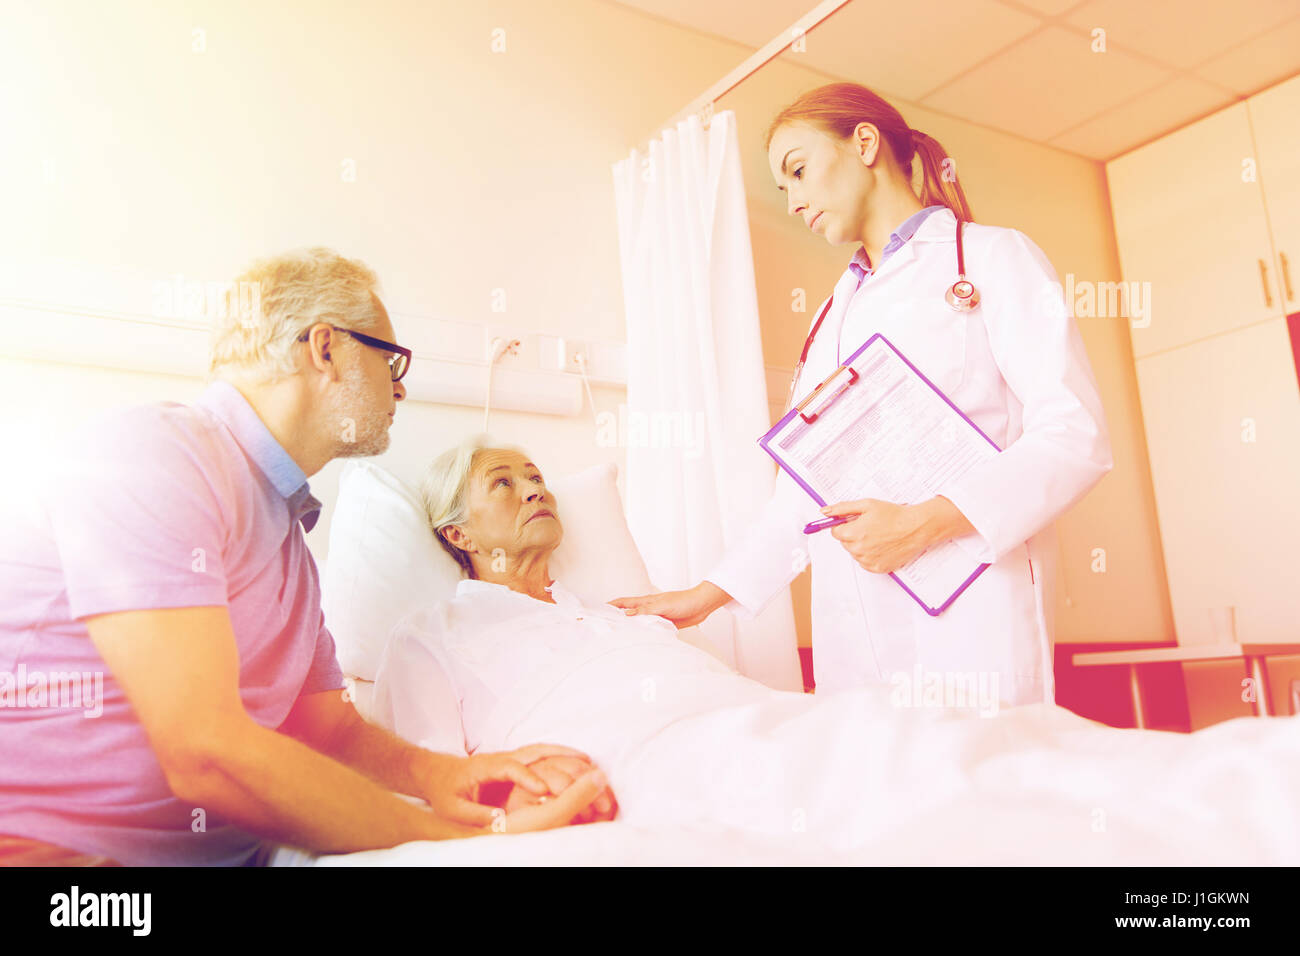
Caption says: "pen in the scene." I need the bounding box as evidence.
[803,514,857,534]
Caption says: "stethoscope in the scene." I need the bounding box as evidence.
[785,217,980,411]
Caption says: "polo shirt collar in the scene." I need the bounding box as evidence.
[196,380,321,531]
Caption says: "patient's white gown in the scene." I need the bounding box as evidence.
[372,577,1300,863]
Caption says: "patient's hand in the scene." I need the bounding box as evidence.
[496,755,618,824]
[427,744,612,834]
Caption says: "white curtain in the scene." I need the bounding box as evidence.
[612,110,801,692]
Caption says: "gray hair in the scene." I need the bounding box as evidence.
[421,433,526,579]
[208,246,380,384]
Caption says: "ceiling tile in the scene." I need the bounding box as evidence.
[1048,75,1237,159]
[790,0,1044,102]
[1194,15,1300,94]
[1009,0,1089,15]
[611,0,1300,160]
[1064,0,1300,70]
[920,25,1169,141]
[607,0,817,50]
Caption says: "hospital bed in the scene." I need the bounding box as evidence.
[268,461,1300,866]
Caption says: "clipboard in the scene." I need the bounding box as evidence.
[759,332,1003,616]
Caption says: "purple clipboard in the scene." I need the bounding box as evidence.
[758,332,1003,617]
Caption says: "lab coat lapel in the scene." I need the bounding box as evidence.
[835,207,957,355]
[813,208,958,373]
[872,239,919,277]
[851,207,955,285]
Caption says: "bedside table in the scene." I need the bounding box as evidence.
[1071,643,1300,728]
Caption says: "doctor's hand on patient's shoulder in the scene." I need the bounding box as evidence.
[423,743,613,834]
[820,497,957,574]
[609,581,731,629]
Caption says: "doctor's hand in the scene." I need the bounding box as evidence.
[609,581,732,629]
[820,498,940,575]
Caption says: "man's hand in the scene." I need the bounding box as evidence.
[499,754,618,824]
[421,744,615,833]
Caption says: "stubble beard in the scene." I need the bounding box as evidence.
[329,364,392,458]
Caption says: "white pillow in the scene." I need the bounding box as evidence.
[546,463,654,608]
[321,459,654,682]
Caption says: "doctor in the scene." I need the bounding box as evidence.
[612,81,1113,707]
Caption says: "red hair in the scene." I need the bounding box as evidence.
[766,81,974,222]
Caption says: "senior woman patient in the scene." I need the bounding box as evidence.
[372,437,1300,860]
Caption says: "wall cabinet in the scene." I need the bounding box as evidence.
[1248,76,1300,316]
[1108,74,1300,646]
[1134,318,1300,644]
[1108,102,1283,358]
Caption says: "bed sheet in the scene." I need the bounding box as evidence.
[272,700,1300,866]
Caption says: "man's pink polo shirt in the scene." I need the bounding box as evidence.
[0,380,345,865]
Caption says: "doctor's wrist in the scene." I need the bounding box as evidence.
[696,580,733,612]
[914,495,973,548]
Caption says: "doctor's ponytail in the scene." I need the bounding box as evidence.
[907,128,973,223]
[766,82,974,223]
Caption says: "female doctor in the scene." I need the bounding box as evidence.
[611,82,1113,707]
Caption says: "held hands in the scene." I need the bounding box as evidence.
[608,581,729,629]
[496,755,619,824]
[424,743,616,835]
[820,498,938,575]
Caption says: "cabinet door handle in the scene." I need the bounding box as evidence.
[1259,259,1274,308]
[1281,252,1294,303]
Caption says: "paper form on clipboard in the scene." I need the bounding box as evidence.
[759,332,1002,616]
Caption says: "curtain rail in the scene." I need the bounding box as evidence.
[631,0,856,153]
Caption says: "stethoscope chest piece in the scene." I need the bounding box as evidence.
[945,277,980,312]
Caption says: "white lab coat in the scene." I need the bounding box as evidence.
[706,207,1113,706]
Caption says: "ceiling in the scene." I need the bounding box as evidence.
[608,0,1300,160]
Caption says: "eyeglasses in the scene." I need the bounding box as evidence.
[299,324,412,382]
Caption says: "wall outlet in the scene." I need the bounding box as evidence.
[485,332,524,365]
[563,338,590,373]
[506,331,624,383]
[537,334,567,372]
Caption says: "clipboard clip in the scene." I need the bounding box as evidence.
[795,363,860,424]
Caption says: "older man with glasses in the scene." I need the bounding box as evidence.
[0,247,614,866]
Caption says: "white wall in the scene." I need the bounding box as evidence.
[0,0,703,563]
